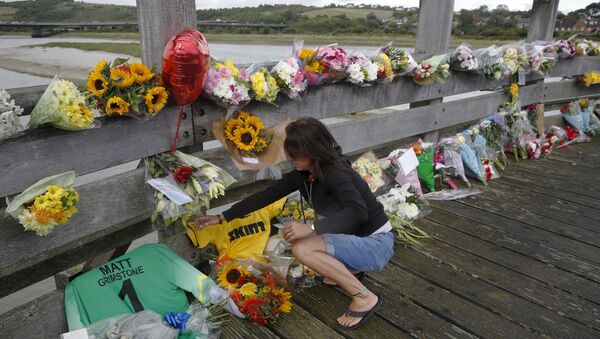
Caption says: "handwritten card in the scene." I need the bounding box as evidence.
[147,177,193,206]
[398,147,419,175]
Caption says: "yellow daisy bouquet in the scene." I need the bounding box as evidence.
[28,77,96,131]
[86,58,168,119]
[213,260,293,325]
[249,67,279,104]
[5,171,79,236]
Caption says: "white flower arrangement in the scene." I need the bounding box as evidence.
[272,57,306,99]
[346,52,378,85]
[0,89,24,142]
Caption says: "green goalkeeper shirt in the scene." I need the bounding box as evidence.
[65,243,216,330]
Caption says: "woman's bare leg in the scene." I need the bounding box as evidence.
[291,233,379,327]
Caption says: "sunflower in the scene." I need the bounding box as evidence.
[144,86,168,115]
[217,262,249,289]
[130,62,154,85]
[236,111,251,122]
[232,125,258,151]
[253,136,269,153]
[579,98,589,108]
[244,115,264,132]
[87,72,108,97]
[110,67,134,88]
[271,287,293,313]
[239,282,258,296]
[299,48,314,61]
[92,59,107,75]
[225,118,243,141]
[105,96,130,116]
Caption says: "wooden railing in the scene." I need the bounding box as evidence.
[2,0,598,336]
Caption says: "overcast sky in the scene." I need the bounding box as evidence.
[5,0,595,13]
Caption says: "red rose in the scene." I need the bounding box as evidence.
[173,166,194,184]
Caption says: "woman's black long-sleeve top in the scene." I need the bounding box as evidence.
[222,167,389,237]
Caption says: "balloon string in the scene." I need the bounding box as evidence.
[170,105,184,154]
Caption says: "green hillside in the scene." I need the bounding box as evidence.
[302,8,393,20]
[0,0,137,23]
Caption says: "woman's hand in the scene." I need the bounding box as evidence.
[193,214,222,230]
[283,221,313,243]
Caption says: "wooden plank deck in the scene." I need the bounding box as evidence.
[223,137,600,338]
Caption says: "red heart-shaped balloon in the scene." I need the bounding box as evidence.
[162,29,210,106]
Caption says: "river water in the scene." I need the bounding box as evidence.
[0,35,393,89]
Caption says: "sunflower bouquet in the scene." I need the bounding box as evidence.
[380,44,417,76]
[249,67,279,104]
[204,59,251,108]
[28,77,96,131]
[413,54,450,86]
[86,58,168,119]
[214,260,293,325]
[146,150,236,227]
[213,111,289,170]
[0,88,24,142]
[5,171,79,236]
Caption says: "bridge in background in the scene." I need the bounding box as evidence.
[0,21,286,37]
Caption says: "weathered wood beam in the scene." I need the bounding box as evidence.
[527,0,560,42]
[136,0,197,70]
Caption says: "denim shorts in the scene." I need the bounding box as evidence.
[321,231,395,272]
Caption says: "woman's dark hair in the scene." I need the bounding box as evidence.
[284,117,350,179]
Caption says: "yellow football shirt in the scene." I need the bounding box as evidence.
[186,198,286,261]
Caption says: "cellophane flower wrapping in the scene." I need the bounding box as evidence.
[457,135,486,184]
[271,42,307,100]
[380,44,417,76]
[249,66,280,105]
[468,129,500,180]
[296,41,328,86]
[210,259,293,325]
[5,171,79,236]
[146,151,236,227]
[28,77,97,131]
[479,115,510,169]
[578,98,600,134]
[315,44,348,83]
[352,151,392,194]
[376,184,429,244]
[385,148,424,199]
[277,198,315,225]
[449,43,479,71]
[438,139,470,187]
[476,46,510,80]
[499,44,522,75]
[413,54,450,85]
[555,39,576,59]
[499,100,536,161]
[560,101,585,131]
[86,58,168,119]
[413,142,436,192]
[346,52,379,86]
[213,112,289,170]
[524,43,544,73]
[204,60,251,108]
[0,88,24,142]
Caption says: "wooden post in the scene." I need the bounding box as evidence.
[414,0,455,57]
[527,0,560,42]
[412,0,455,143]
[136,0,197,71]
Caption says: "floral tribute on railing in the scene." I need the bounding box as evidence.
[0,88,24,143]
[204,60,251,109]
[29,77,96,131]
[5,171,79,236]
[86,58,168,118]
[146,151,236,227]
[213,111,289,170]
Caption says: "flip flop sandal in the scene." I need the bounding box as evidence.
[338,293,383,330]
